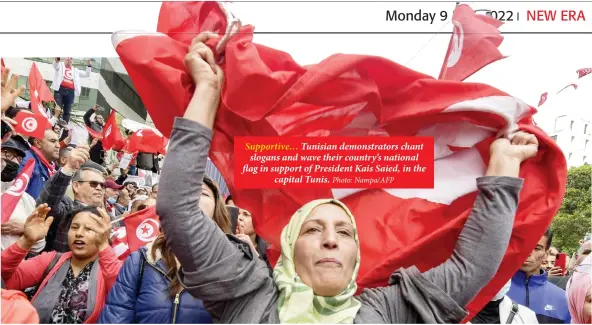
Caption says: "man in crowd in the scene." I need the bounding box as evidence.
[84,105,105,165]
[52,57,92,123]
[508,229,571,323]
[56,147,72,170]
[549,240,592,290]
[227,200,271,272]
[542,250,557,273]
[123,181,137,196]
[18,129,60,199]
[0,139,46,255]
[36,145,106,252]
[113,188,130,216]
[104,179,124,218]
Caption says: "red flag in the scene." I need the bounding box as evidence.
[113,1,566,319]
[439,5,505,81]
[127,129,167,155]
[538,92,548,107]
[577,68,591,79]
[28,63,55,121]
[110,226,130,261]
[1,160,35,223]
[111,207,160,260]
[557,83,578,94]
[101,110,124,150]
[13,111,51,139]
[1,58,5,68]
[86,126,103,139]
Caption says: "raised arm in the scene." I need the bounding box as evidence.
[83,106,95,127]
[77,60,92,78]
[2,204,55,290]
[156,34,272,305]
[155,32,235,272]
[421,132,539,307]
[37,145,90,213]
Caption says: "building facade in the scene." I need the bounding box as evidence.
[547,116,591,167]
[3,57,150,124]
[534,81,591,168]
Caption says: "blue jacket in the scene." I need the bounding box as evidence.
[18,150,51,199]
[99,245,213,324]
[507,269,571,324]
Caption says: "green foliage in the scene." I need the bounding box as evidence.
[551,164,592,255]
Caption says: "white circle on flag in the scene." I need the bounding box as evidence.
[446,20,464,68]
[64,69,73,80]
[105,125,112,137]
[136,218,160,243]
[5,174,30,197]
[22,117,38,133]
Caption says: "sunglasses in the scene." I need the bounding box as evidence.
[77,180,106,190]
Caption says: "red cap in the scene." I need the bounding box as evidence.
[105,180,124,190]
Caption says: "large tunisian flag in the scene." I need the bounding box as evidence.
[112,1,567,319]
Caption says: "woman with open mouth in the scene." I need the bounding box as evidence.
[1,204,122,324]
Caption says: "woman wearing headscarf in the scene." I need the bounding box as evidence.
[567,256,591,324]
[155,33,538,323]
[98,176,230,324]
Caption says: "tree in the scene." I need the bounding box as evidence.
[551,164,592,255]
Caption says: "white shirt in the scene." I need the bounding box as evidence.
[0,182,46,253]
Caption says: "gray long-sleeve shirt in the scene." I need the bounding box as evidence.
[156,117,523,324]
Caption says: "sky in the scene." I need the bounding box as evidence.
[1,0,590,127]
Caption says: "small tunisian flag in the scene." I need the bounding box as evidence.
[110,207,160,261]
[1,160,35,223]
[113,1,566,319]
[577,68,591,79]
[101,110,124,150]
[13,111,51,139]
[126,129,167,155]
[538,92,548,107]
[439,4,505,81]
[29,63,55,121]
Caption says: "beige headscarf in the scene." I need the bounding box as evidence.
[273,199,362,323]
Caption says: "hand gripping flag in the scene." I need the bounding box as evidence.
[1,160,35,223]
[113,1,567,319]
[439,5,506,81]
[29,63,55,121]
